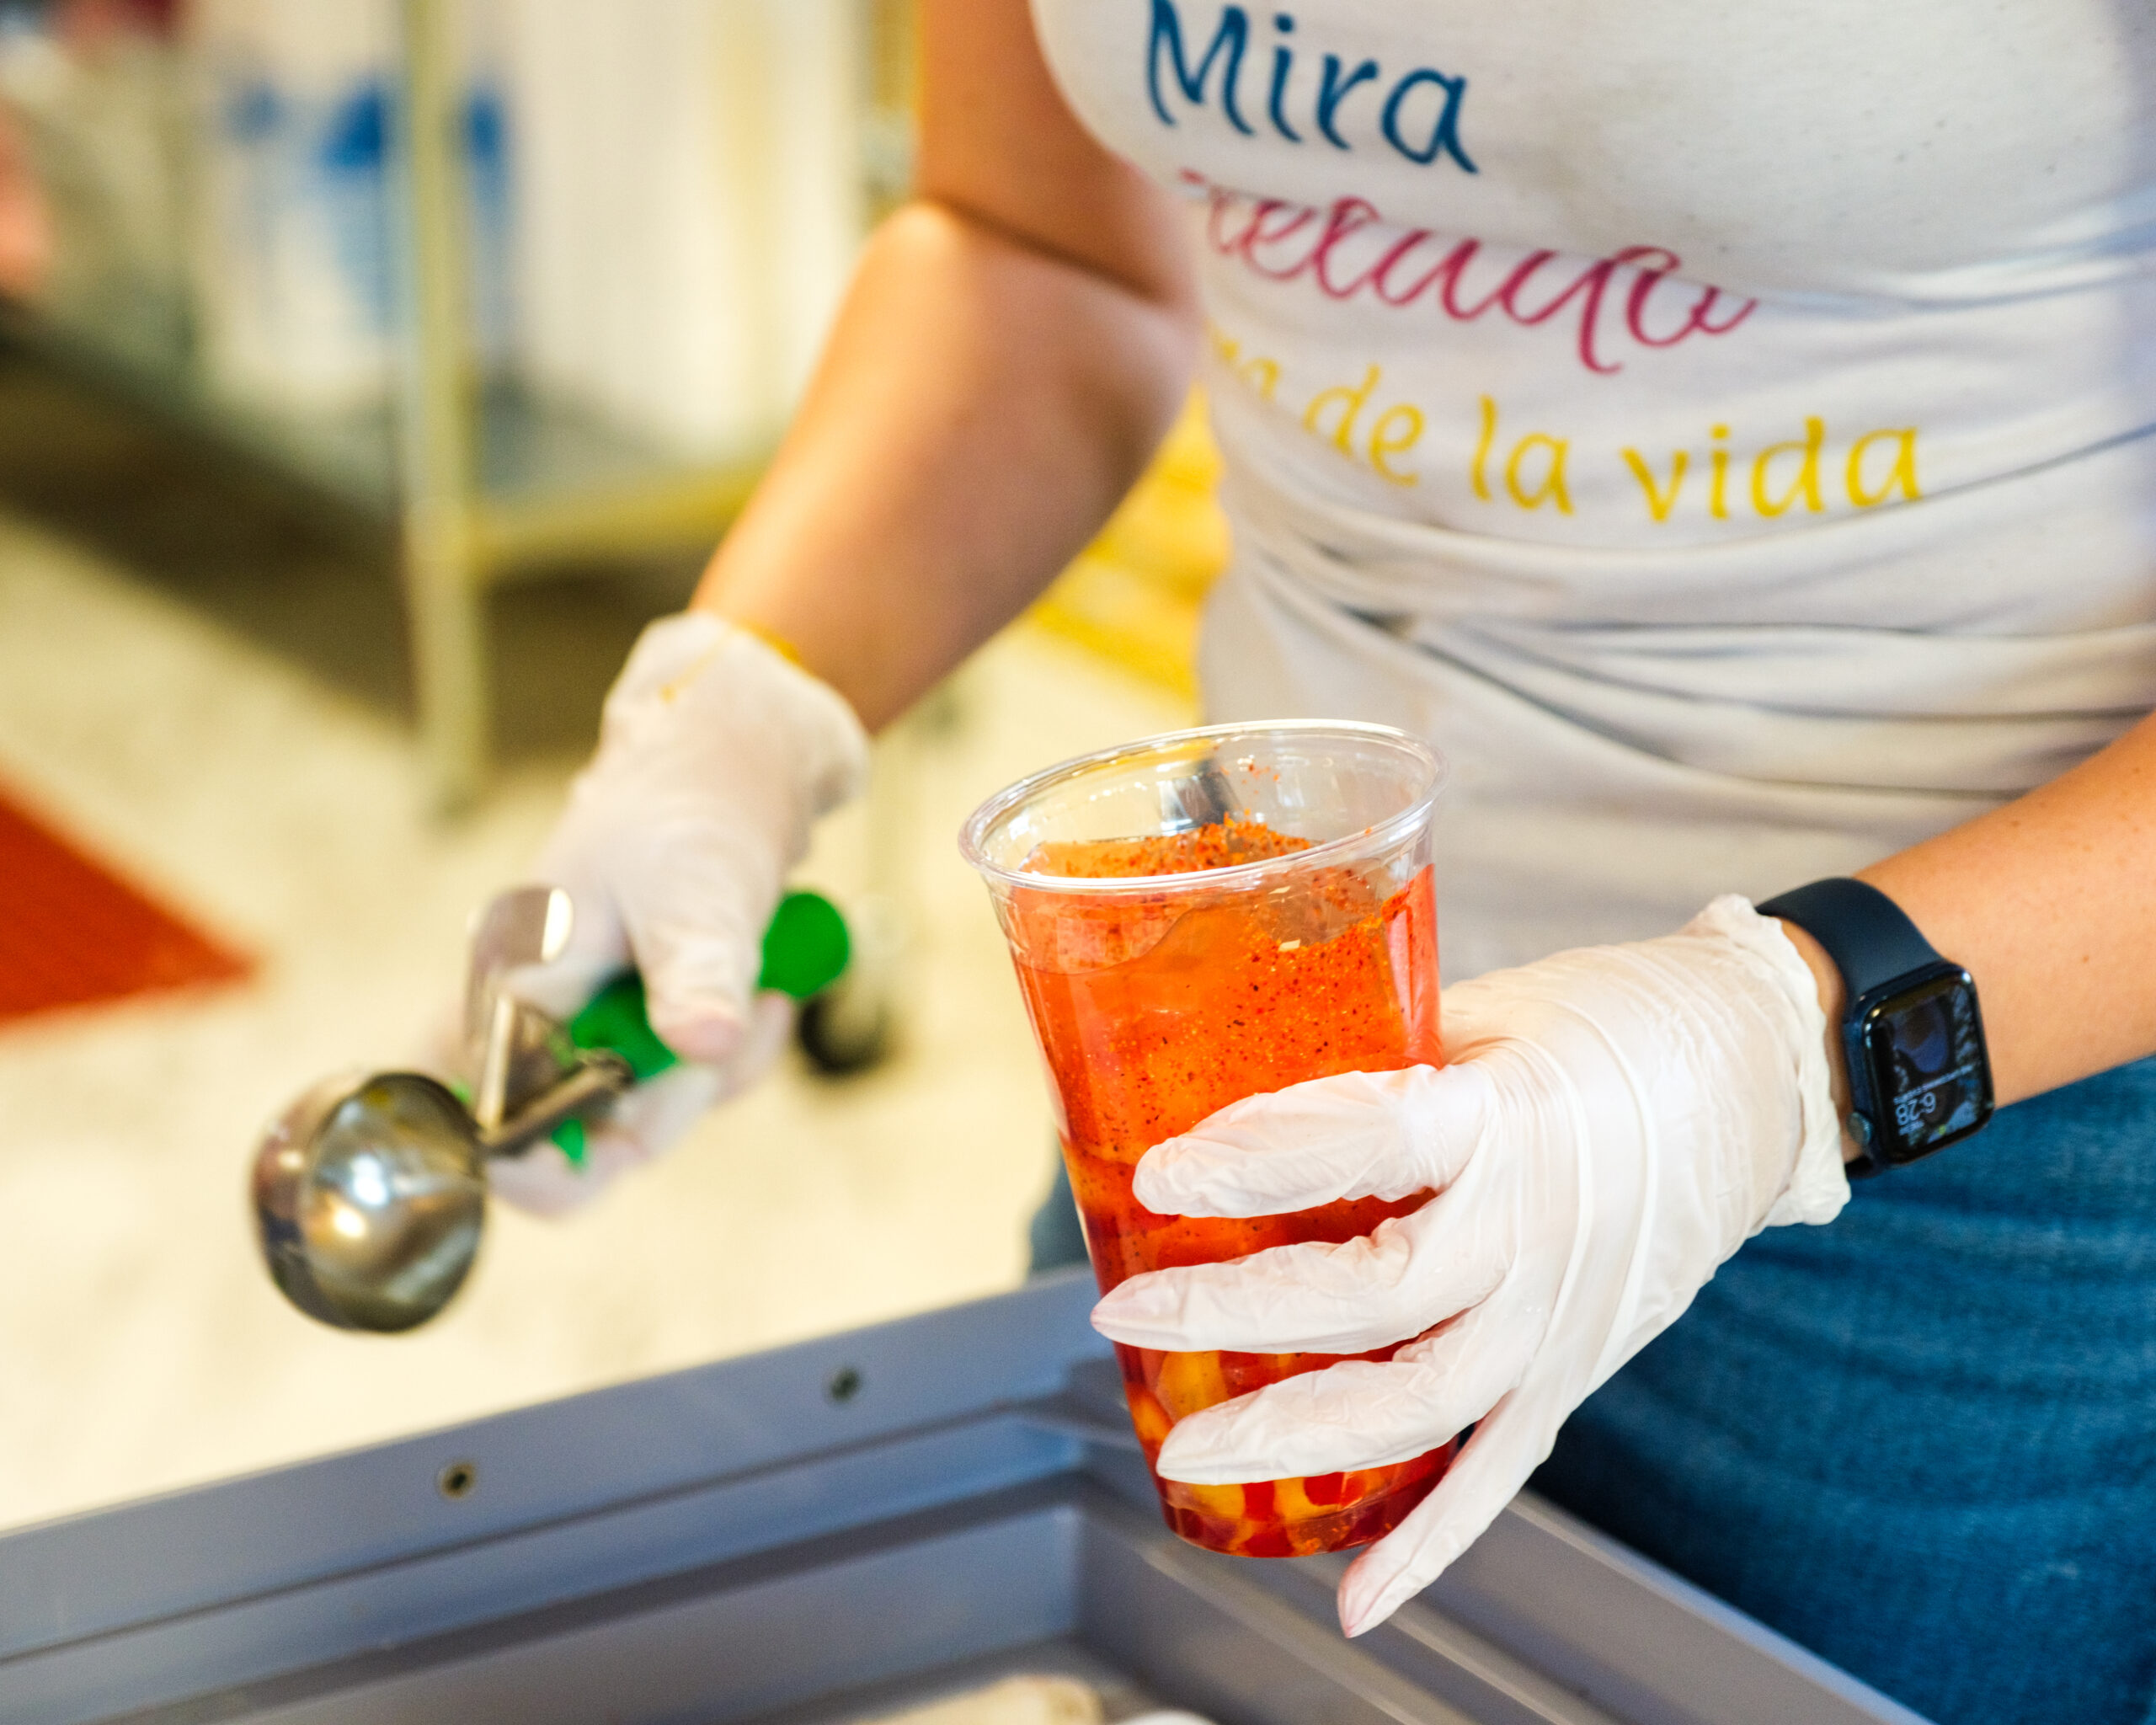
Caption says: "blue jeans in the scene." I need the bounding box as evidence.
[1537,1056,2156,1725]
[1033,1062,2156,1722]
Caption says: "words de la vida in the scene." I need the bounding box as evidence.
[1214,331,1925,526]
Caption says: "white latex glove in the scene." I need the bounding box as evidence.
[487,611,868,1215]
[1090,895,1849,1636]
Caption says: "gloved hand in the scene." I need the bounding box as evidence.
[485,611,869,1215]
[1089,896,1849,1636]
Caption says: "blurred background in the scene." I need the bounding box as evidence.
[0,0,1226,1531]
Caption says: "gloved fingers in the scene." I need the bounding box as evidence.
[1152,1301,1533,1485]
[611,827,781,1065]
[488,990,786,1221]
[1132,1063,1492,1220]
[1091,1171,1515,1356]
[519,787,776,1068]
[499,864,631,1025]
[1333,1390,1557,1637]
[504,949,624,1027]
[488,1120,663,1217]
[712,990,795,1101]
[588,1055,732,1162]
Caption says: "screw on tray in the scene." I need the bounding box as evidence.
[437,1460,479,1500]
[825,1365,865,1404]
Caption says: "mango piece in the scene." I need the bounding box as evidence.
[1124,1385,1173,1450]
[1273,1475,1321,1520]
[1153,1348,1231,1420]
[1165,1477,1246,1520]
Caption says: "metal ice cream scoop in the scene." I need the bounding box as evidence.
[249,884,848,1333]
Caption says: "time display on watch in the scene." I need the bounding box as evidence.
[1857,965,1993,1162]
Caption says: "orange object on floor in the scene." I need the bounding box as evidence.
[0,783,251,1026]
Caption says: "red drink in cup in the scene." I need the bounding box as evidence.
[963,724,1452,1557]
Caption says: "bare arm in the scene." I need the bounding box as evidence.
[691,0,1200,730]
[1780,706,2156,1126]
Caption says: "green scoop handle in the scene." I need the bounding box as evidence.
[547,890,849,1164]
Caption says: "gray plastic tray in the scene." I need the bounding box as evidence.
[0,1271,1932,1725]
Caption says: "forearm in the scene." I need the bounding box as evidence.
[692,199,1199,730]
[1780,706,2156,1115]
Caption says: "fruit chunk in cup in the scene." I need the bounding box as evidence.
[961,724,1452,1558]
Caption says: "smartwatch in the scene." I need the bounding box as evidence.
[1754,878,1993,1178]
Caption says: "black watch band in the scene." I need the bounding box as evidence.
[1754,879,1940,1002]
[1755,878,1993,1178]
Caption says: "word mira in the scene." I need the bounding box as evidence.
[1148,1,1476,172]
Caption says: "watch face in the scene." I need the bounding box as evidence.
[1860,967,1993,1161]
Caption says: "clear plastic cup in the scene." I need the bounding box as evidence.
[961,721,1451,1557]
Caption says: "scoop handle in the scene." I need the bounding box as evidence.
[565,889,851,1081]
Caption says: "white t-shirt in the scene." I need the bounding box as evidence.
[1032,0,2156,976]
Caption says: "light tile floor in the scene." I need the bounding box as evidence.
[0,505,1187,1532]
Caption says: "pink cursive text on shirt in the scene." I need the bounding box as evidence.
[1191,176,1757,376]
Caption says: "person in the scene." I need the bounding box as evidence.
[488,6,2156,1720]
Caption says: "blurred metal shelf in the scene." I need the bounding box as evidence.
[4,0,777,808]
[0,302,400,507]
[2,299,765,547]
